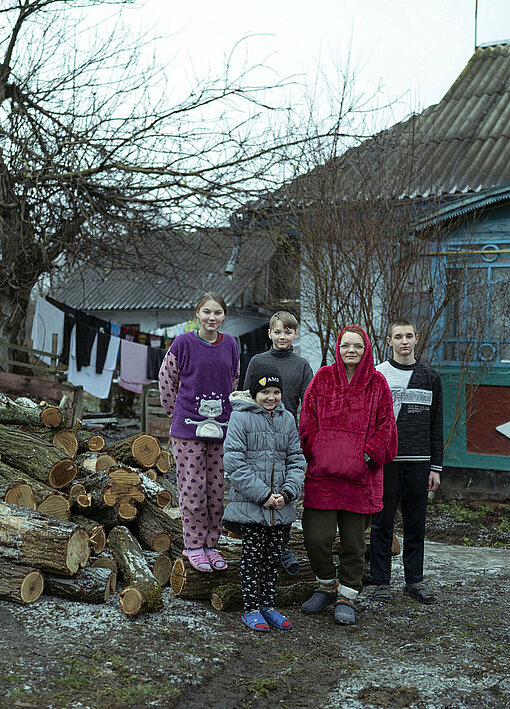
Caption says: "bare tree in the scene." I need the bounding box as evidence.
[0,0,314,353]
[243,100,507,449]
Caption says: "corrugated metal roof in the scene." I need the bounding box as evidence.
[53,229,276,311]
[280,41,510,203]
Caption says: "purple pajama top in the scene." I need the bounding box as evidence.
[158,331,240,441]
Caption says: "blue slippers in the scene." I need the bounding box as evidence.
[241,610,270,632]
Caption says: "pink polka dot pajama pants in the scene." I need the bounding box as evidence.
[171,436,225,550]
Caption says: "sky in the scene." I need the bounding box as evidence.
[119,0,510,128]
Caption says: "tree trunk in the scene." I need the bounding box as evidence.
[0,475,37,510]
[0,425,77,488]
[155,476,179,506]
[0,559,44,604]
[51,430,79,458]
[0,462,70,519]
[170,555,315,600]
[89,550,118,576]
[142,502,184,549]
[75,452,116,474]
[107,434,161,469]
[102,466,145,521]
[44,566,115,603]
[108,525,162,616]
[141,551,172,587]
[139,472,172,508]
[210,581,319,611]
[75,430,106,452]
[36,492,70,520]
[136,506,172,552]
[155,450,173,474]
[25,428,78,458]
[0,501,89,574]
[70,515,106,555]
[0,396,64,429]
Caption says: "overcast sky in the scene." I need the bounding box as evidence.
[120,0,510,126]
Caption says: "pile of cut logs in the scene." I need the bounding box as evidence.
[0,394,318,616]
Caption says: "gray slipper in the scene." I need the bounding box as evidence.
[301,590,337,614]
[334,600,356,625]
[371,584,391,602]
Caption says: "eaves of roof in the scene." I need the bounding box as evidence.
[413,183,510,230]
[270,41,510,206]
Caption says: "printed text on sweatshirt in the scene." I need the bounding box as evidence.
[376,359,443,472]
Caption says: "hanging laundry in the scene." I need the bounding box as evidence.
[75,312,100,371]
[146,347,166,380]
[135,331,148,346]
[96,322,112,374]
[121,326,136,342]
[59,309,76,366]
[31,297,65,365]
[119,339,152,394]
[68,328,121,399]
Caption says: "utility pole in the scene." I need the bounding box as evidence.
[474,0,479,50]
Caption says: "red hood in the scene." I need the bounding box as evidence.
[334,325,377,388]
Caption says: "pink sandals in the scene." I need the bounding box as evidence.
[204,548,228,570]
[182,549,212,572]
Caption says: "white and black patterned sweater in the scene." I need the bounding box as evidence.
[376,359,443,473]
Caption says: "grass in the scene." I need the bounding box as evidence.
[50,651,182,706]
[249,677,279,698]
[435,501,491,522]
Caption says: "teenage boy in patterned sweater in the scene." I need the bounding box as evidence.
[243,311,313,574]
[370,320,443,605]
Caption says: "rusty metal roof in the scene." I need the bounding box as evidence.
[279,41,510,204]
[53,229,275,311]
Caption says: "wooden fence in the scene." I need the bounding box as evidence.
[0,338,83,424]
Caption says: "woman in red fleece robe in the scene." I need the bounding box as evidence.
[299,326,397,625]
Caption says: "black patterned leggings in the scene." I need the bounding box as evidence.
[239,524,285,612]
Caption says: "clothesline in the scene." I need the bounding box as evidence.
[31,296,172,399]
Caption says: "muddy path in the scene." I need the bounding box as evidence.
[2,542,509,709]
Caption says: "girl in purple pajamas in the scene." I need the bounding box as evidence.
[158,293,240,572]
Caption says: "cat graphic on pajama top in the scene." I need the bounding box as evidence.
[185,398,229,438]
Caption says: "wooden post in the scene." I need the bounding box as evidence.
[51,333,59,374]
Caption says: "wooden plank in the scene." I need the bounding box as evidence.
[0,371,75,404]
[0,341,57,358]
[147,416,171,439]
[0,359,60,375]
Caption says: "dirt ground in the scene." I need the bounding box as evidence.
[1,419,509,709]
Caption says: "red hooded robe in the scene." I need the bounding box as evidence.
[299,326,398,514]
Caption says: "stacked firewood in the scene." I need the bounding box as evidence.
[0,394,324,617]
[0,394,179,616]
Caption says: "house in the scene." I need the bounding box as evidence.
[236,40,510,497]
[51,228,282,383]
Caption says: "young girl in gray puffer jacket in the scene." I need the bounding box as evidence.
[222,364,305,632]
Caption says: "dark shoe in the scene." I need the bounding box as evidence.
[280,548,300,576]
[371,584,391,602]
[333,600,356,625]
[404,582,436,605]
[301,590,337,614]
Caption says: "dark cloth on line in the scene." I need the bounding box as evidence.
[96,321,112,374]
[147,347,166,380]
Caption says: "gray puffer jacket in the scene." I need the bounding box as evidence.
[222,391,305,530]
